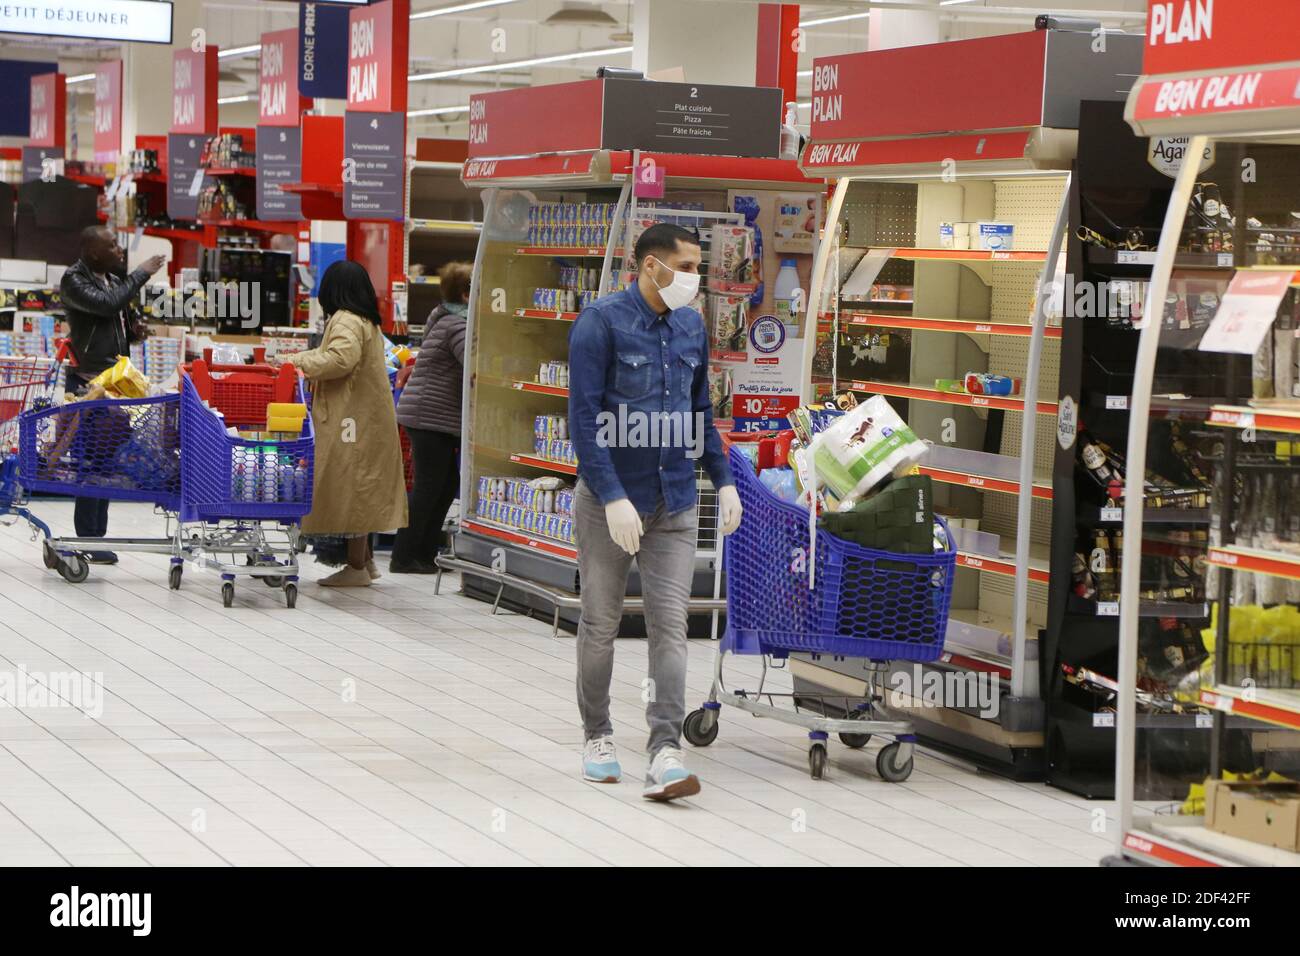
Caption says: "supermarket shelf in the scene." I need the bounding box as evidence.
[512,380,568,398]
[513,246,608,257]
[514,308,578,322]
[130,171,167,184]
[1200,684,1300,731]
[509,453,577,475]
[826,312,1062,340]
[862,247,1048,263]
[117,225,204,244]
[956,548,1050,584]
[839,379,1057,415]
[65,172,105,187]
[1206,404,1300,435]
[1207,544,1300,581]
[203,167,256,177]
[411,218,483,235]
[280,181,343,198]
[461,518,576,561]
[1127,818,1300,867]
[921,465,1053,501]
[205,218,301,236]
[1087,247,1237,270]
[1069,596,1208,618]
[1081,505,1210,525]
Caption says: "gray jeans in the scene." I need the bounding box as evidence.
[574,480,698,755]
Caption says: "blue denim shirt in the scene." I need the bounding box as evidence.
[568,283,733,516]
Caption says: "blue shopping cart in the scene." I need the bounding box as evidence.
[683,445,956,781]
[177,354,313,608]
[0,355,63,549]
[18,387,184,584]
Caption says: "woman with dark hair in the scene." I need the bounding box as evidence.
[390,260,472,573]
[290,261,408,586]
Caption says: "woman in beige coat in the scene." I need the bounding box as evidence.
[290,261,408,587]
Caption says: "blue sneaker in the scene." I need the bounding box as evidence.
[643,746,700,801]
[582,735,621,783]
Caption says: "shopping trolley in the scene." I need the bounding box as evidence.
[683,445,956,781]
[0,354,63,545]
[177,349,313,608]
[18,386,184,584]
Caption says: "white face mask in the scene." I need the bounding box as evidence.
[646,258,700,311]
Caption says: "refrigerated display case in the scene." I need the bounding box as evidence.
[794,26,1142,778]
[1113,0,1300,866]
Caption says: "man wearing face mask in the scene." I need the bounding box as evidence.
[568,222,743,801]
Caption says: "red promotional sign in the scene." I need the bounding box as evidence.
[93,61,122,162]
[261,28,310,126]
[809,32,1047,142]
[466,80,604,158]
[1143,0,1300,76]
[347,0,394,112]
[1132,63,1300,123]
[172,47,218,134]
[29,72,65,148]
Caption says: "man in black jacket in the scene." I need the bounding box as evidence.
[60,226,165,563]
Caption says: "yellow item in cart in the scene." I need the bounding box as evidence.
[88,355,149,399]
[266,402,308,422]
[266,416,305,434]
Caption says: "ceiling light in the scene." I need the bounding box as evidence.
[800,11,870,27]
[411,0,520,19]
[217,94,254,104]
[219,44,261,59]
[940,1,983,5]
[66,73,95,85]
[410,45,633,82]
[408,105,472,118]
[544,3,618,26]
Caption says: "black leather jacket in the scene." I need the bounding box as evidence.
[60,258,152,381]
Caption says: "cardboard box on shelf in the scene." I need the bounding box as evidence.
[1204,779,1300,852]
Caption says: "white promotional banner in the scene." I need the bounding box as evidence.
[0,1,173,44]
[1199,270,1293,355]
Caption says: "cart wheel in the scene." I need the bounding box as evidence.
[221,582,235,608]
[41,540,59,569]
[839,731,871,749]
[57,555,89,584]
[809,743,828,780]
[682,708,718,747]
[168,565,183,590]
[284,583,297,609]
[263,575,284,588]
[876,741,914,782]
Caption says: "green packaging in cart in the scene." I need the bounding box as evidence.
[813,395,927,507]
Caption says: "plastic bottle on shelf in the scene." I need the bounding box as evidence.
[779,102,800,161]
[774,259,801,333]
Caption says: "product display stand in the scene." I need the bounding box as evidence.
[796,27,1142,778]
[1113,9,1300,865]
[447,144,818,635]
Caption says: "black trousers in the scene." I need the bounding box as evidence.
[391,428,460,564]
[74,497,110,537]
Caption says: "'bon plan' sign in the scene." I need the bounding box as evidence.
[260,28,309,126]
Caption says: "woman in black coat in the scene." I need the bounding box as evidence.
[389,261,471,573]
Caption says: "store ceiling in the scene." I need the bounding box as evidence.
[0,0,1150,137]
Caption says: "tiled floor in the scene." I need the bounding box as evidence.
[0,501,1118,866]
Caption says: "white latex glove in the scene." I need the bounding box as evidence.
[718,485,743,535]
[605,499,643,555]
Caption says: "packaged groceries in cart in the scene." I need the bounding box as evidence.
[685,401,956,782]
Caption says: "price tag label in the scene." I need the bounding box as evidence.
[1217,253,1233,267]
[131,226,144,251]
[1096,601,1120,617]
[188,169,205,198]
[1195,713,1213,728]
[1117,250,1140,264]
[1101,507,1123,522]
[1105,395,1128,410]
[1093,712,1116,727]
[104,175,124,201]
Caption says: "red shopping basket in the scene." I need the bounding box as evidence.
[183,348,297,430]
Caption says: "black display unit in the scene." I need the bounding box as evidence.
[1044,101,1259,799]
[199,246,293,333]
